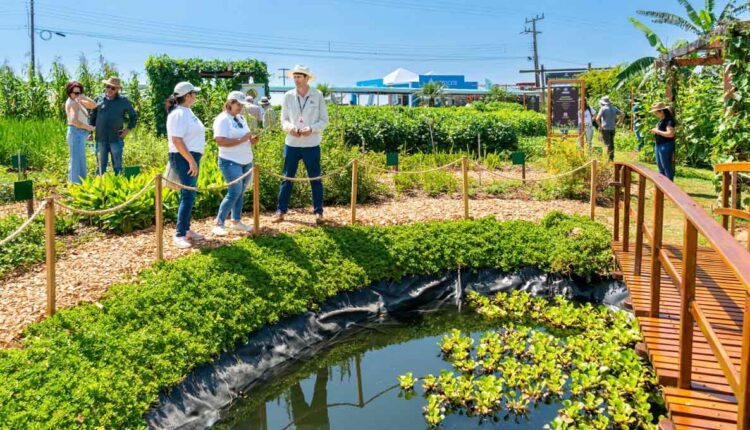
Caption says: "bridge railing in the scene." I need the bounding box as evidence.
[614,161,750,429]
[715,162,750,248]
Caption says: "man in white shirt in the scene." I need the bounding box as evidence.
[272,65,329,225]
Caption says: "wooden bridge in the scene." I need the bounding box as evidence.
[612,162,750,430]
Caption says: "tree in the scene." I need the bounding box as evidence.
[316,83,334,101]
[418,81,445,107]
[617,0,748,85]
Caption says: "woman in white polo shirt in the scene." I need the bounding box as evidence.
[166,81,206,249]
[212,91,259,236]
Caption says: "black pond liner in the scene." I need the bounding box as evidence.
[145,267,629,430]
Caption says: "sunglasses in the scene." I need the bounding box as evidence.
[72,91,82,95]
[105,85,117,91]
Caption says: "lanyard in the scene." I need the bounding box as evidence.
[297,94,309,114]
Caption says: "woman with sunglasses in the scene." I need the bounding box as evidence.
[166,82,206,249]
[64,81,96,184]
[648,102,677,181]
[211,91,259,236]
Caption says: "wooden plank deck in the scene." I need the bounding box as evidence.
[613,241,744,430]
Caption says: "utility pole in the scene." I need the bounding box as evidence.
[521,14,544,89]
[278,68,290,86]
[29,0,35,77]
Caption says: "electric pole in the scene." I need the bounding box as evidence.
[278,67,290,86]
[521,14,544,88]
[29,0,35,77]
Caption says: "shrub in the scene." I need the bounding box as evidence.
[0,214,613,429]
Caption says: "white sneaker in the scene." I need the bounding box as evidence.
[229,220,253,233]
[212,225,228,236]
[186,230,205,241]
[173,236,192,249]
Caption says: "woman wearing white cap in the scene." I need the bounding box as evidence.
[211,91,259,236]
[166,81,206,249]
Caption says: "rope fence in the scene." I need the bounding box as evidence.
[0,154,600,320]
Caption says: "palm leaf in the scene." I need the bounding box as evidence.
[705,0,716,21]
[677,0,703,27]
[628,17,668,53]
[636,10,702,34]
[719,0,742,21]
[615,57,656,88]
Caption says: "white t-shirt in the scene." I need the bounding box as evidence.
[167,106,206,153]
[213,112,253,165]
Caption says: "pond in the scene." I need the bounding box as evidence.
[215,307,563,430]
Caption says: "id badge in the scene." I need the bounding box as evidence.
[298,116,305,126]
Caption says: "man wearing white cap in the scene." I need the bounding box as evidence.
[595,96,624,161]
[272,65,329,225]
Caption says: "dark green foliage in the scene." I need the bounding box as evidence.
[336,106,545,154]
[144,56,269,135]
[0,213,613,428]
[715,22,750,163]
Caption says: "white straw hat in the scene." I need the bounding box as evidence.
[287,64,315,81]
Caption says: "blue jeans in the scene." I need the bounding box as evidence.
[655,141,675,181]
[277,145,323,215]
[216,158,253,224]
[67,126,89,184]
[96,140,124,175]
[170,151,202,237]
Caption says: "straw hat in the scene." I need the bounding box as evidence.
[599,96,612,106]
[101,76,123,88]
[649,101,670,113]
[287,64,315,81]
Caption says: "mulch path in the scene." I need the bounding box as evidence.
[0,195,590,348]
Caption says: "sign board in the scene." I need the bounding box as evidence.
[545,71,580,80]
[551,86,580,128]
[386,152,399,167]
[11,154,28,171]
[13,180,33,202]
[524,94,541,112]
[510,152,526,166]
[123,166,142,178]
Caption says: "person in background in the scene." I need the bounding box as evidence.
[64,81,96,184]
[649,102,677,181]
[89,76,138,175]
[273,65,329,225]
[260,96,277,127]
[578,103,597,153]
[595,96,624,161]
[243,93,263,129]
[211,91,259,236]
[166,81,206,249]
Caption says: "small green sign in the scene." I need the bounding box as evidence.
[510,151,526,166]
[13,180,33,202]
[11,154,28,171]
[123,166,142,178]
[386,152,399,167]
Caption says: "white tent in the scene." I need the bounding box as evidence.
[383,68,419,86]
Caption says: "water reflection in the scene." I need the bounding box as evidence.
[288,367,330,430]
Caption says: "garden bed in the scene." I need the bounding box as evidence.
[0,212,613,428]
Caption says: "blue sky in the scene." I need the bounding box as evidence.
[0,0,743,86]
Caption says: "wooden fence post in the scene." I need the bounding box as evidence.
[650,189,664,317]
[154,174,164,262]
[678,220,698,389]
[590,159,597,220]
[253,165,261,235]
[634,175,646,275]
[44,197,56,316]
[614,164,621,242]
[462,157,469,219]
[623,167,632,252]
[350,159,358,224]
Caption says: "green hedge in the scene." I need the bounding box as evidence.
[334,106,545,153]
[0,213,613,428]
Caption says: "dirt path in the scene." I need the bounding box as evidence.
[0,196,591,348]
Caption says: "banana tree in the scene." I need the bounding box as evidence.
[617,0,748,86]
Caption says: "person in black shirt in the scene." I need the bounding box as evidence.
[649,102,676,181]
